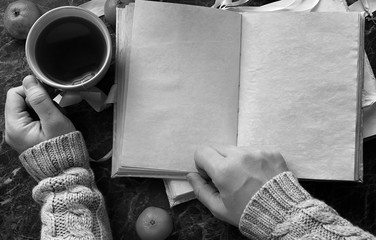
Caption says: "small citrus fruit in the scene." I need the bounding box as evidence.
[3,0,42,39]
[136,206,173,240]
[104,0,134,27]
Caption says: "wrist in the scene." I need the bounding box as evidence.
[239,171,312,239]
[19,131,89,181]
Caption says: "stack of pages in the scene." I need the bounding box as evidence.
[112,1,364,206]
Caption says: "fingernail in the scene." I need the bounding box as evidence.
[23,76,38,90]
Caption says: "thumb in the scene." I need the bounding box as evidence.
[22,75,62,123]
[187,173,226,218]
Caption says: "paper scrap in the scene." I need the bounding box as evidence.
[79,0,106,17]
[53,85,117,112]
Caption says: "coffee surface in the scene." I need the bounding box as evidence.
[35,16,106,85]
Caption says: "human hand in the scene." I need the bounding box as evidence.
[187,144,288,226]
[5,75,76,153]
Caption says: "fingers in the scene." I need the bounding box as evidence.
[194,144,237,178]
[5,86,37,153]
[194,145,224,178]
[5,86,27,124]
[187,172,226,217]
[22,75,63,124]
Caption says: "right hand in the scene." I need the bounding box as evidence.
[187,144,288,226]
[5,75,76,153]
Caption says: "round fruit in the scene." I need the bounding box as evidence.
[136,206,173,240]
[3,0,42,39]
[104,0,134,27]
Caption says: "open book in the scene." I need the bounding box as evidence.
[112,1,364,205]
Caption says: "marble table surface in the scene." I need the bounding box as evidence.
[1,0,376,239]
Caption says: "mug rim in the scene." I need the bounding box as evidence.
[25,6,112,91]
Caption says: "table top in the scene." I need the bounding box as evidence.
[1,0,376,239]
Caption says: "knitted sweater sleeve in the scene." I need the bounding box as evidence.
[239,172,374,239]
[18,131,112,240]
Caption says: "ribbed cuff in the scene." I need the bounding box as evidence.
[239,171,312,239]
[19,131,89,182]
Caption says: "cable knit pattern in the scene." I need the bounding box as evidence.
[18,132,375,239]
[239,172,375,240]
[18,131,112,240]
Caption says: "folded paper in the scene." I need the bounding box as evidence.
[212,0,320,11]
[79,0,106,17]
[53,86,117,112]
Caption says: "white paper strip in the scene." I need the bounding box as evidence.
[79,0,106,17]
[213,0,319,12]
[349,0,376,16]
[53,86,117,112]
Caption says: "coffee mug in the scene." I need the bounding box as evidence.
[26,6,112,91]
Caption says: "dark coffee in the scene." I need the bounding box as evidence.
[35,16,106,85]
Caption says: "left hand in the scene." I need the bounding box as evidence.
[5,75,76,153]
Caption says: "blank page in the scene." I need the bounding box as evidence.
[237,12,363,180]
[121,1,241,173]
